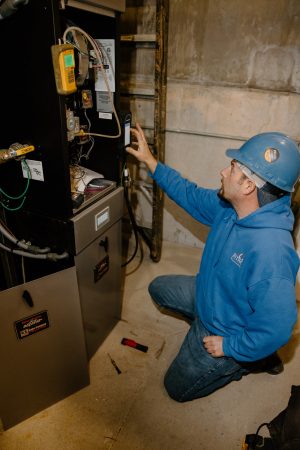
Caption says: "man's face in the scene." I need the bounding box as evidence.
[219,160,247,202]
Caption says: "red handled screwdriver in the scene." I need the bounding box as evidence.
[121,338,148,353]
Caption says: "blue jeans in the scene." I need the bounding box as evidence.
[148,275,249,402]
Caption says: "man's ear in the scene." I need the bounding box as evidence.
[243,178,257,195]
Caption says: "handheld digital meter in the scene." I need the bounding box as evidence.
[51,44,77,95]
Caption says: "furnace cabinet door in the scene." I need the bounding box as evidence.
[0,266,89,430]
[75,218,122,359]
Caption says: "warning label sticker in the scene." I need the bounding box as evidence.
[15,311,49,340]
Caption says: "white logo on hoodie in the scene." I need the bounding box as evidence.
[231,252,244,267]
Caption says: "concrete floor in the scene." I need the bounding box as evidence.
[1,240,300,449]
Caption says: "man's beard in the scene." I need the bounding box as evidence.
[218,186,230,203]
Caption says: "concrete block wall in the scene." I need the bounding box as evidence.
[121,0,300,248]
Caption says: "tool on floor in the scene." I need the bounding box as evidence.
[242,433,273,449]
[121,338,148,353]
[107,353,122,374]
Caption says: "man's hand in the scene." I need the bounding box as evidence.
[203,335,224,357]
[126,123,158,173]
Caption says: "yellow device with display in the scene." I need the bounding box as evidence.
[51,44,77,95]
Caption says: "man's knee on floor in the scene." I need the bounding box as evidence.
[163,376,210,402]
[163,371,208,403]
[163,376,187,403]
[148,276,165,304]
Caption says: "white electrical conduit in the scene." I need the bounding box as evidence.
[0,241,69,261]
[62,26,122,139]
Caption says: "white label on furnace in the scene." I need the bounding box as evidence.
[22,159,44,181]
[94,39,115,92]
[95,206,110,231]
[99,112,113,120]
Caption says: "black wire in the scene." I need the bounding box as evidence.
[121,186,140,267]
[252,422,272,449]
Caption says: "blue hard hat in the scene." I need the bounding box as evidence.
[226,132,300,192]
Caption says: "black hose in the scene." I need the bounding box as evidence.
[122,186,140,267]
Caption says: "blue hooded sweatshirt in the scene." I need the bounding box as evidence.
[151,162,299,362]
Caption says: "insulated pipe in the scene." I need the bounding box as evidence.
[0,0,29,20]
[0,221,50,253]
[0,241,69,260]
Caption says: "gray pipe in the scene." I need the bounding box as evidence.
[0,221,51,253]
[0,241,69,260]
[0,0,29,20]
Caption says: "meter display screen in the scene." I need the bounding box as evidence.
[64,53,74,68]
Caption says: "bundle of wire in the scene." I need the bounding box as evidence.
[0,160,68,261]
[0,159,30,211]
[62,25,122,140]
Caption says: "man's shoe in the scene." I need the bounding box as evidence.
[265,353,284,375]
[266,361,284,375]
[239,352,284,375]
